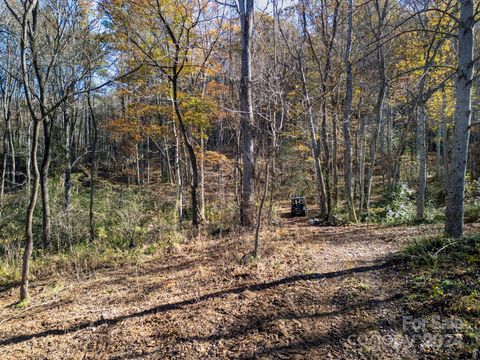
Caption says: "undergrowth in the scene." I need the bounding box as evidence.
[0,176,192,287]
[400,235,480,357]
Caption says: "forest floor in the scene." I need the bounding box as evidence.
[0,205,479,359]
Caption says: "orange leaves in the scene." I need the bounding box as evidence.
[105,100,168,148]
[105,118,141,141]
[198,150,233,172]
[205,81,227,97]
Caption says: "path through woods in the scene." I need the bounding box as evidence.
[1,206,477,359]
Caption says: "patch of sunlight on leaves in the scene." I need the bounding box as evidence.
[458,291,480,315]
[15,299,29,309]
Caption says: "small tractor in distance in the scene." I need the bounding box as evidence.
[290,195,307,217]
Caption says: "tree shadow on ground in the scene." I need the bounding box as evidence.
[0,282,19,294]
[0,262,392,347]
[159,293,404,344]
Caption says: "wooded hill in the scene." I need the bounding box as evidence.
[0,2,479,352]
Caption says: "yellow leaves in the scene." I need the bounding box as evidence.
[181,95,218,130]
[294,143,310,154]
[394,32,424,78]
[425,1,456,33]
[145,124,166,137]
[392,17,455,110]
[427,82,454,127]
[126,103,162,118]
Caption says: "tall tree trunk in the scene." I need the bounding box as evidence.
[1,93,14,213]
[379,107,386,187]
[300,61,327,217]
[20,119,40,301]
[64,104,73,209]
[268,152,276,223]
[445,0,474,238]
[199,132,206,221]
[173,122,183,228]
[358,100,367,216]
[0,132,7,214]
[164,140,174,185]
[135,143,141,186]
[386,105,393,186]
[171,77,199,234]
[40,119,52,249]
[436,124,442,178]
[393,115,411,186]
[366,60,386,214]
[239,0,255,227]
[320,99,333,220]
[441,85,449,187]
[342,0,357,222]
[7,117,15,186]
[332,96,339,208]
[416,99,427,221]
[365,0,388,214]
[146,136,151,184]
[88,92,97,242]
[353,108,359,206]
[253,162,270,258]
[26,119,32,195]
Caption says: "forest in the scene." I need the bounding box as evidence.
[0,0,479,358]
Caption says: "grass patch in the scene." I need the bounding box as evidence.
[0,231,185,287]
[400,234,480,357]
[15,298,29,309]
[402,235,480,268]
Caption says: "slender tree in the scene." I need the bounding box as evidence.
[445,0,474,238]
[238,0,255,227]
[342,0,357,222]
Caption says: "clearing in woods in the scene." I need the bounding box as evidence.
[0,206,476,359]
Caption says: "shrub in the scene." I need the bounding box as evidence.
[426,175,447,207]
[0,176,184,286]
[464,201,480,223]
[205,201,237,236]
[402,235,480,268]
[371,183,416,224]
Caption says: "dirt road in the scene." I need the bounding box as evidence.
[0,213,461,359]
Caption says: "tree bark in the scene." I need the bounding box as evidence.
[445,0,474,238]
[441,85,449,187]
[416,100,427,221]
[365,0,388,215]
[87,91,98,242]
[20,119,40,301]
[0,131,7,213]
[342,0,357,222]
[40,119,53,249]
[199,132,206,220]
[358,99,366,216]
[253,162,270,258]
[172,78,199,233]
[300,61,327,217]
[172,122,183,228]
[239,0,255,227]
[63,102,76,210]
[332,96,339,208]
